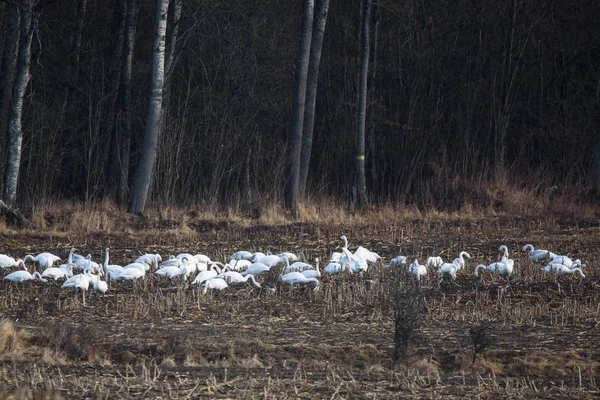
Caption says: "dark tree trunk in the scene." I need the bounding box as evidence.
[354,0,371,209]
[114,0,137,205]
[284,0,314,210]
[591,117,600,200]
[66,0,87,108]
[0,3,21,195]
[128,0,169,214]
[3,1,34,207]
[298,0,330,198]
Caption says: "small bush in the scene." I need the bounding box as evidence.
[391,280,424,365]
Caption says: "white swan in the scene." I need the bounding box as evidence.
[217,271,261,288]
[340,247,368,275]
[192,263,223,285]
[329,252,342,263]
[453,251,471,270]
[115,266,146,281]
[280,271,320,291]
[254,254,283,268]
[41,265,73,281]
[474,264,487,277]
[549,256,582,269]
[135,253,162,269]
[155,264,188,280]
[225,259,252,272]
[231,250,254,261]
[123,256,154,272]
[93,272,108,294]
[409,259,427,281]
[5,270,47,283]
[324,261,346,275]
[486,260,514,277]
[61,270,94,291]
[541,263,585,277]
[75,254,100,272]
[24,252,61,269]
[426,256,444,269]
[282,256,313,273]
[278,252,299,262]
[354,246,381,264]
[385,256,407,268]
[553,265,585,278]
[301,259,321,279]
[437,260,460,280]
[202,277,228,293]
[522,244,557,264]
[0,255,25,269]
[241,262,271,276]
[498,245,510,263]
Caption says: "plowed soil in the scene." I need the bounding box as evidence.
[0,216,599,399]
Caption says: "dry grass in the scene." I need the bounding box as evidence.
[0,319,27,357]
[7,180,599,237]
[0,212,599,398]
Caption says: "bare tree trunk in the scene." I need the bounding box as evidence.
[298,0,330,198]
[0,3,21,195]
[153,0,181,202]
[3,1,34,207]
[163,0,182,95]
[353,0,371,209]
[591,117,600,200]
[114,0,137,205]
[284,0,314,210]
[66,0,87,108]
[128,0,169,214]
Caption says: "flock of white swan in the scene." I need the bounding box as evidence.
[0,236,586,299]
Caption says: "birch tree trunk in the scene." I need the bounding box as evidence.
[115,0,137,205]
[128,0,169,214]
[353,0,371,209]
[298,0,330,197]
[284,0,314,210]
[3,1,34,207]
[0,3,21,195]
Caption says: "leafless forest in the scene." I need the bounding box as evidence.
[0,0,599,213]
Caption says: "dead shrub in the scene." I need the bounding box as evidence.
[391,279,424,365]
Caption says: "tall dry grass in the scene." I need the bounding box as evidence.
[3,179,598,236]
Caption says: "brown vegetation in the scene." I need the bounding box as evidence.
[0,206,599,398]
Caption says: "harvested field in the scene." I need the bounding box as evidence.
[0,216,599,399]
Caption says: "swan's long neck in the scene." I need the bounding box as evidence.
[571,268,585,277]
[104,248,109,269]
[68,248,75,264]
[245,275,260,287]
[281,256,290,275]
[310,277,320,291]
[209,263,223,273]
[523,244,534,252]
[474,265,486,277]
[342,236,348,248]
[32,271,47,282]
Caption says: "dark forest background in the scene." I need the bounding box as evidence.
[1,0,600,212]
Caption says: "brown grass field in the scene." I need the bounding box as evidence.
[0,204,599,399]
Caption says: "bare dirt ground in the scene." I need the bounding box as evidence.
[0,216,599,399]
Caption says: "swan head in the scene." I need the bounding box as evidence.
[522,244,533,252]
[339,235,348,248]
